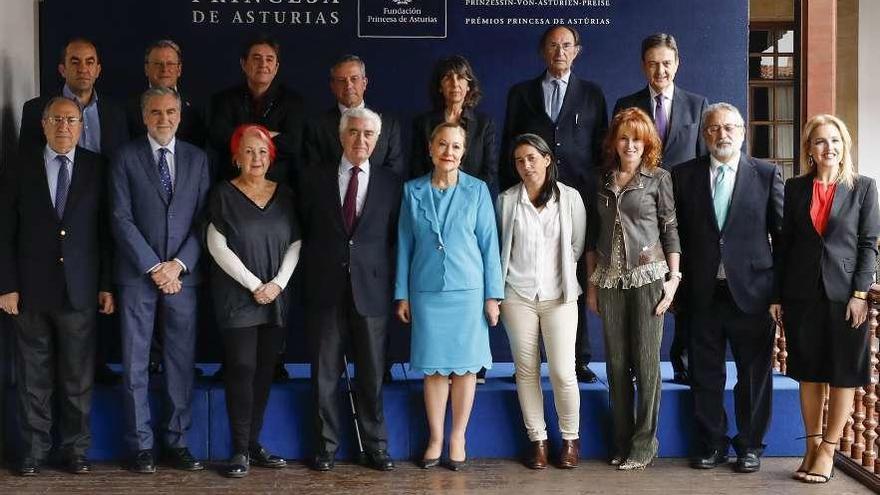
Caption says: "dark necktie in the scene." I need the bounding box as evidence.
[550,79,562,122]
[342,165,361,234]
[54,155,70,219]
[157,147,173,198]
[655,94,668,143]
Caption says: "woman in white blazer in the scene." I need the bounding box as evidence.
[497,133,586,470]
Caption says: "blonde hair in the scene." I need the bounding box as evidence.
[800,114,855,189]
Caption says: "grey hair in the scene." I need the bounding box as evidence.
[41,96,81,121]
[144,39,182,64]
[140,86,182,114]
[701,102,744,131]
[330,54,366,78]
[339,107,382,136]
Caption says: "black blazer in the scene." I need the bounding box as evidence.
[613,86,708,169]
[500,72,608,191]
[410,109,497,186]
[672,154,783,314]
[296,164,402,316]
[776,174,880,303]
[209,82,305,185]
[19,92,130,157]
[125,90,207,148]
[0,146,112,312]
[304,106,406,179]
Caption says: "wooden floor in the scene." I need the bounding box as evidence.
[0,458,871,494]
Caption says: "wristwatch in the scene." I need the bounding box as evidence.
[666,271,683,282]
[853,290,868,300]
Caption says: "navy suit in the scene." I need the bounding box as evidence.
[672,154,783,455]
[110,137,210,453]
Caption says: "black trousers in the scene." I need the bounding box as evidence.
[689,282,775,454]
[307,287,388,455]
[14,307,96,460]
[222,324,286,454]
[670,312,690,373]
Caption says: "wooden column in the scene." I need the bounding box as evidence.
[801,0,837,117]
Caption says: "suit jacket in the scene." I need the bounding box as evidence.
[500,72,608,191]
[410,109,497,186]
[0,146,111,311]
[125,91,207,148]
[110,137,210,287]
[305,106,405,178]
[395,172,504,300]
[672,154,784,314]
[297,163,402,316]
[209,82,305,185]
[613,86,708,168]
[776,174,880,303]
[19,91,130,157]
[497,182,585,303]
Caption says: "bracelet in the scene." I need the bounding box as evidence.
[853,291,868,300]
[666,271,682,281]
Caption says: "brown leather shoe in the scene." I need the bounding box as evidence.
[559,439,580,468]
[525,440,548,469]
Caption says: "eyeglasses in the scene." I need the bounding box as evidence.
[147,61,180,69]
[45,116,83,126]
[706,124,743,135]
[546,42,577,52]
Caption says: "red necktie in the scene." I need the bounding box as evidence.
[342,165,361,234]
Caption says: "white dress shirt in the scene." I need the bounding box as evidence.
[709,151,740,279]
[338,157,370,216]
[338,101,366,115]
[542,70,571,119]
[43,145,76,207]
[147,134,177,189]
[506,187,563,301]
[648,83,674,125]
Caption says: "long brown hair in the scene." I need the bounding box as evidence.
[602,107,662,171]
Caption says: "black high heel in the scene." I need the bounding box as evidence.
[792,433,823,480]
[802,438,837,484]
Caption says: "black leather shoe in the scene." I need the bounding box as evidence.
[148,360,164,375]
[94,364,121,386]
[17,458,40,476]
[365,450,394,471]
[575,363,598,383]
[65,456,91,474]
[476,368,487,384]
[446,457,468,471]
[690,449,728,469]
[212,364,226,382]
[735,451,761,473]
[383,367,394,383]
[313,452,335,471]
[129,450,156,474]
[223,452,249,478]
[165,447,203,471]
[273,361,290,383]
[672,370,690,385]
[249,445,286,468]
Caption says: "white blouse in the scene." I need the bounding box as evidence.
[506,188,564,301]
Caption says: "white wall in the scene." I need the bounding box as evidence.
[859,1,880,180]
[0,0,38,169]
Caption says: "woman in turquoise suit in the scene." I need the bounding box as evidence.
[395,122,504,470]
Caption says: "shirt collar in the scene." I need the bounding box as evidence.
[648,83,675,102]
[62,84,98,109]
[339,155,370,176]
[147,134,176,155]
[544,70,571,86]
[43,145,76,165]
[710,152,740,173]
[338,101,366,114]
[517,183,557,206]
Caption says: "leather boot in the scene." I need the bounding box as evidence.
[525,440,548,469]
[559,439,580,468]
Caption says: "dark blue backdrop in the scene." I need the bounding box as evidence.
[39,0,748,364]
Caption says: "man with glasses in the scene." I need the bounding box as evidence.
[0,97,114,476]
[126,40,206,147]
[613,33,709,386]
[672,102,783,474]
[500,24,608,383]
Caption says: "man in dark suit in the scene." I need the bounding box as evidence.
[210,35,305,186]
[110,87,210,474]
[0,97,114,476]
[125,40,207,148]
[501,24,608,383]
[672,103,783,474]
[613,33,709,385]
[305,54,405,178]
[298,107,401,472]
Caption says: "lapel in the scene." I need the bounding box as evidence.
[697,157,721,235]
[32,151,57,218]
[442,173,477,239]
[62,148,90,218]
[411,175,441,239]
[636,87,654,119]
[557,75,579,123]
[352,164,382,236]
[723,155,756,232]
[323,165,347,235]
[528,75,552,125]
[138,138,170,204]
[171,141,190,205]
[825,177,851,237]
[665,88,688,152]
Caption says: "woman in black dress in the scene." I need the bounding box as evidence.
[206,124,302,477]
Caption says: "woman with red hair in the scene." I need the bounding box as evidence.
[585,107,681,470]
[205,124,302,477]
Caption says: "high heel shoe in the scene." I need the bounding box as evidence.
[446,457,468,471]
[418,457,440,469]
[802,438,837,484]
[792,433,823,480]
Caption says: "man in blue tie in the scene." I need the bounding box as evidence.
[672,103,783,474]
[110,87,210,474]
[0,97,114,476]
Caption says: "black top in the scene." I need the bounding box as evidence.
[206,181,301,329]
[410,108,497,186]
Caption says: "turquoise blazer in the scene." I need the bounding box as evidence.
[395,172,504,300]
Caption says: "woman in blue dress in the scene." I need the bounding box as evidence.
[395,122,504,470]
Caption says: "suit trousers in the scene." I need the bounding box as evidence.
[670,312,690,373]
[598,279,664,464]
[307,285,389,455]
[14,307,96,460]
[501,289,580,441]
[119,284,198,452]
[689,282,775,454]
